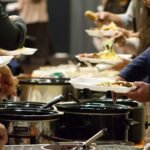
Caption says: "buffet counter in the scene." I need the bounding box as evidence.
[4,144,46,150]
[3,143,143,150]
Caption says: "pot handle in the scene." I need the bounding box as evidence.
[68,93,81,103]
[127,118,139,126]
[41,95,64,109]
[145,121,150,129]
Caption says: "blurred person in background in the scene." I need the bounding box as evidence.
[95,0,142,55]
[0,1,27,145]
[114,47,150,103]
[16,0,52,65]
[97,0,141,30]
[102,0,130,13]
[113,0,150,102]
[0,1,26,98]
[93,0,132,54]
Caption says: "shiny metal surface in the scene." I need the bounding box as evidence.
[96,144,142,150]
[4,144,143,150]
[4,144,46,150]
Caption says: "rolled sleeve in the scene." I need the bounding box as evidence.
[0,3,27,50]
[119,47,150,82]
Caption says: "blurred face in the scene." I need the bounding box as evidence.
[144,0,150,8]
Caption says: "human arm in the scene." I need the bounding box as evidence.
[96,11,124,27]
[96,0,137,28]
[111,27,140,50]
[0,65,18,98]
[118,47,150,82]
[126,81,150,102]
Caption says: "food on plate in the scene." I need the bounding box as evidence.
[97,81,134,88]
[86,22,117,31]
[79,39,121,61]
[84,10,97,21]
[0,47,37,56]
[84,9,118,32]
[85,22,118,38]
[101,22,117,31]
[79,50,119,60]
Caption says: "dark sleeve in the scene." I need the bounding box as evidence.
[119,47,150,82]
[0,2,27,50]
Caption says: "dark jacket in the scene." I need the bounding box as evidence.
[119,47,150,83]
[0,2,27,50]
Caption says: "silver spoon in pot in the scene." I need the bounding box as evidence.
[72,128,107,150]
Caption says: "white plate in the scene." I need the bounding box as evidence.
[118,54,132,60]
[85,29,101,37]
[69,77,136,93]
[96,63,112,71]
[0,56,14,67]
[75,54,132,65]
[19,47,38,55]
[85,29,115,38]
[75,55,121,64]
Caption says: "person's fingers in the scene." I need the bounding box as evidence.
[0,124,8,145]
[111,32,126,47]
[111,91,117,104]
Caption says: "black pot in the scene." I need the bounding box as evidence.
[97,99,145,142]
[18,77,72,102]
[54,101,133,141]
[0,95,64,121]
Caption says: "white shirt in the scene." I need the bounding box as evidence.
[118,0,141,29]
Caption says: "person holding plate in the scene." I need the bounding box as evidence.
[0,1,27,145]
[95,0,144,55]
[0,4,27,50]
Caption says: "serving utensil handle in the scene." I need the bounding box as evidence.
[41,95,64,109]
[82,128,107,147]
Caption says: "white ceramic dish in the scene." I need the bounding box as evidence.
[96,63,112,71]
[75,54,132,64]
[19,47,38,55]
[0,56,14,67]
[69,77,136,93]
[85,29,101,37]
[85,29,115,38]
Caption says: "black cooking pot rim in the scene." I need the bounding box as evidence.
[56,102,132,114]
[73,98,143,107]
[0,101,62,121]
[19,77,70,85]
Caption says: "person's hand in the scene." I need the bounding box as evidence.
[95,12,112,26]
[0,123,8,145]
[111,27,133,47]
[95,12,123,27]
[111,30,126,47]
[111,59,130,71]
[126,81,150,102]
[0,66,18,99]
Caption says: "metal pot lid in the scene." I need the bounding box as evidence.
[56,102,132,114]
[86,99,143,108]
[0,101,63,121]
[0,109,62,121]
[19,77,70,85]
[0,101,46,109]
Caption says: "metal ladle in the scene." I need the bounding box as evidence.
[72,128,107,150]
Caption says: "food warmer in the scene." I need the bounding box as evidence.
[53,98,145,143]
[0,95,64,144]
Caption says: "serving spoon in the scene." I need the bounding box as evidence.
[72,128,107,150]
